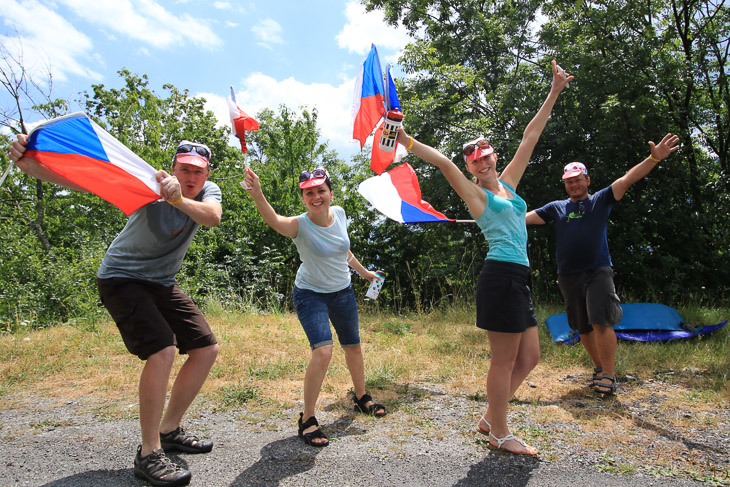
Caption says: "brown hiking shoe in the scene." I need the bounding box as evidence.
[133,446,191,486]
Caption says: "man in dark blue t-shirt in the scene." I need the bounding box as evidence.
[526,134,680,394]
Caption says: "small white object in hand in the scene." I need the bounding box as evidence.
[556,64,570,88]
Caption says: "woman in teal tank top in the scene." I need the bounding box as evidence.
[395,61,572,455]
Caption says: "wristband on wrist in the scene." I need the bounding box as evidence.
[649,155,660,163]
[169,195,183,205]
[347,254,354,264]
[406,137,414,151]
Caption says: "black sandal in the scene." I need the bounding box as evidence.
[353,393,386,417]
[298,413,329,447]
[593,374,617,395]
[591,367,603,388]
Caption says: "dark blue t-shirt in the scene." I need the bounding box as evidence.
[534,186,617,275]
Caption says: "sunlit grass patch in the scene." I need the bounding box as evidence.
[218,383,259,408]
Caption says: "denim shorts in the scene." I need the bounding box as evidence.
[292,285,361,350]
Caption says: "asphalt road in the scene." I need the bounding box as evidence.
[0,384,711,487]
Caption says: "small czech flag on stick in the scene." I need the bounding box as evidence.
[228,86,259,154]
[228,85,259,188]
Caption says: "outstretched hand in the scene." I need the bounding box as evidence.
[9,134,29,163]
[649,133,680,161]
[395,127,411,147]
[240,167,260,193]
[550,60,573,92]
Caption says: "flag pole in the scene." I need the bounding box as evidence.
[454,219,476,223]
[0,161,14,188]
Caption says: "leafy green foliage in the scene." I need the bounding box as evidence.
[367,0,730,304]
[2,1,730,328]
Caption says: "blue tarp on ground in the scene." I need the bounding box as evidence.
[545,303,727,344]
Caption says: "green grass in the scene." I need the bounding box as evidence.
[218,383,260,408]
[1,302,728,400]
[1,301,728,484]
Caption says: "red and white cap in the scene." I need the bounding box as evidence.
[562,162,588,179]
[175,140,211,168]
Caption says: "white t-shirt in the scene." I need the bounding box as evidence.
[292,205,351,293]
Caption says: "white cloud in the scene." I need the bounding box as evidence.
[251,18,284,47]
[225,21,238,28]
[213,1,232,9]
[57,0,223,49]
[200,72,360,157]
[1,0,102,83]
[336,2,410,58]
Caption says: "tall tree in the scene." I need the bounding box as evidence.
[366,0,729,302]
[0,69,241,327]
[538,0,730,300]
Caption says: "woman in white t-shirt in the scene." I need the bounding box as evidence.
[242,167,386,447]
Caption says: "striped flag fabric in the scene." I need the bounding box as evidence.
[25,112,160,216]
[352,44,386,150]
[384,63,400,112]
[228,85,259,154]
[358,163,453,223]
[370,63,406,175]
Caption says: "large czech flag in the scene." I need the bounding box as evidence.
[358,163,453,223]
[25,112,160,216]
[352,44,386,150]
[371,64,407,175]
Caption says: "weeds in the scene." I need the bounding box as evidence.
[219,383,259,408]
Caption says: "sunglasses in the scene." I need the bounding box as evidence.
[176,144,211,160]
[462,138,491,158]
[299,168,330,183]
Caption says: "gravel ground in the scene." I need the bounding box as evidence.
[1,380,725,487]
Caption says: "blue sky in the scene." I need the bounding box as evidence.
[0,0,411,159]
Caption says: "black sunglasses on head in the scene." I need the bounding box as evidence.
[176,144,210,159]
[299,168,330,183]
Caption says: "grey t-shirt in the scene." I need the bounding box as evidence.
[97,181,222,286]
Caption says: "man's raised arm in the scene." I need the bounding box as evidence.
[612,133,680,201]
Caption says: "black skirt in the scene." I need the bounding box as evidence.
[475,260,538,333]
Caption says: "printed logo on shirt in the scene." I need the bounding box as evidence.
[567,211,583,221]
[566,201,585,221]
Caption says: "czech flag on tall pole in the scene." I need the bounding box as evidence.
[24,112,160,216]
[371,63,407,174]
[352,44,386,150]
[384,63,400,113]
[228,85,259,154]
[358,163,454,223]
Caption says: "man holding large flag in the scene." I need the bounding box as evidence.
[10,134,222,487]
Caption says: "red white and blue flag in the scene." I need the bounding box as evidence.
[358,163,453,223]
[25,112,160,216]
[371,63,407,175]
[384,63,400,112]
[352,44,386,150]
[228,86,259,154]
